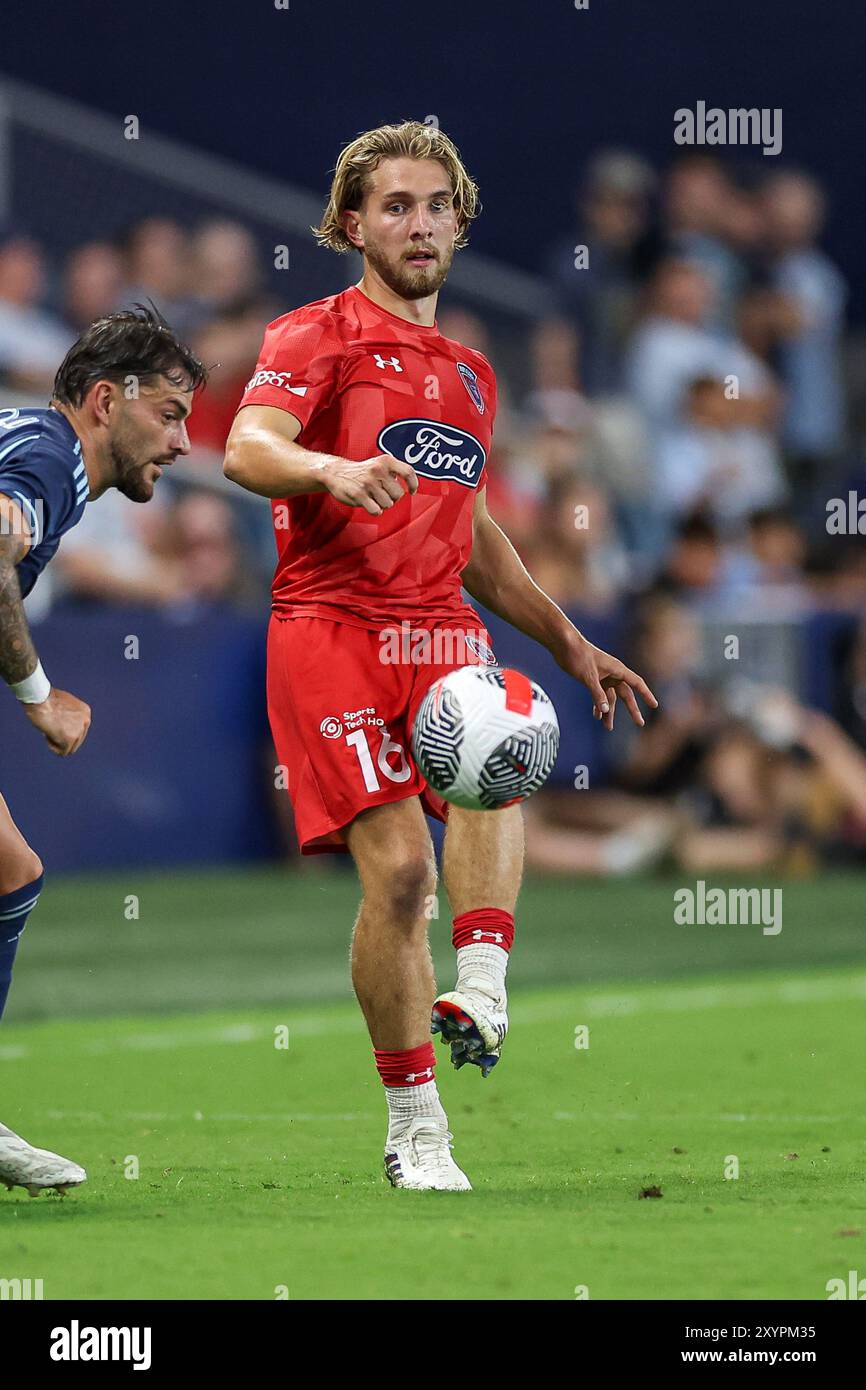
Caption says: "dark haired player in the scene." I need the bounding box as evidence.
[0,306,206,1195]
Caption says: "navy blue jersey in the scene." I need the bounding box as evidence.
[0,407,89,597]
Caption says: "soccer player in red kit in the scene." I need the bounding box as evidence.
[225,122,656,1190]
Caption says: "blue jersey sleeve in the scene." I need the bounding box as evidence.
[0,444,82,548]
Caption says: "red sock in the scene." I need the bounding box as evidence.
[374,1041,436,1088]
[452,908,515,953]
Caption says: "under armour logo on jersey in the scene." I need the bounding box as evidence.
[405,1068,434,1083]
[472,930,504,943]
[373,354,403,372]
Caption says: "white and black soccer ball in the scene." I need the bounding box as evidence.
[411,665,560,811]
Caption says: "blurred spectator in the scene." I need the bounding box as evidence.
[186,305,274,453]
[62,241,124,331]
[662,155,747,330]
[836,619,866,752]
[0,233,72,391]
[523,786,678,877]
[117,218,199,331]
[762,171,847,480]
[475,442,540,557]
[653,375,786,532]
[655,512,759,611]
[735,285,781,364]
[186,221,277,454]
[803,533,866,610]
[625,259,725,433]
[521,473,629,613]
[171,490,263,610]
[508,421,591,509]
[627,257,783,490]
[676,689,866,873]
[437,306,489,355]
[719,182,766,267]
[52,486,186,607]
[527,598,866,876]
[545,150,656,396]
[525,594,704,876]
[523,317,593,432]
[54,485,263,612]
[746,508,809,591]
[190,220,263,314]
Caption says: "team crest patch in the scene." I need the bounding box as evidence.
[457,362,485,415]
[464,633,497,665]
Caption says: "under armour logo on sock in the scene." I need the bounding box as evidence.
[404,1068,434,1083]
[471,930,503,943]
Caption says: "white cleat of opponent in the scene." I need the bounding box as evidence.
[384,1116,472,1191]
[0,1123,86,1196]
[431,985,508,1078]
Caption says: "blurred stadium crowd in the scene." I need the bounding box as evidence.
[3,149,865,875]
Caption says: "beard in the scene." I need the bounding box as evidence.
[110,429,159,503]
[363,236,454,300]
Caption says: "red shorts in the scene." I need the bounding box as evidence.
[267,612,496,854]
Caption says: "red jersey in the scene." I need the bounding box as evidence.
[237,284,497,628]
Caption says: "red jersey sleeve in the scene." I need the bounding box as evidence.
[237,311,343,433]
[487,365,498,432]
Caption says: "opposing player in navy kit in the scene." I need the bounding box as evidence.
[0,306,206,1195]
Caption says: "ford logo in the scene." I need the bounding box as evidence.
[378,418,486,489]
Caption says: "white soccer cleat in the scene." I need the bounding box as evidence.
[0,1125,86,1197]
[384,1116,472,1191]
[431,986,508,1078]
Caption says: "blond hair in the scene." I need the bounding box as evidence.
[314,120,480,253]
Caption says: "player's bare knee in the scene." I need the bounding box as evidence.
[0,845,43,894]
[377,850,436,924]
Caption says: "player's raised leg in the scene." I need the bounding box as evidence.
[433,803,524,1077]
[0,793,86,1195]
[346,798,470,1191]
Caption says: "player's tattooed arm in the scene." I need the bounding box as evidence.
[0,496,38,685]
[0,495,91,755]
[462,488,658,729]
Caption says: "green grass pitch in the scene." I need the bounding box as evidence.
[1,867,864,1300]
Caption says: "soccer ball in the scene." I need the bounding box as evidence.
[411,665,560,811]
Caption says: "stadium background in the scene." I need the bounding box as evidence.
[1,0,865,1302]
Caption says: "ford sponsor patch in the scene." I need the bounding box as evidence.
[378,419,486,489]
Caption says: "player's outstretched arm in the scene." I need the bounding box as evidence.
[225,405,418,515]
[0,496,91,757]
[460,488,658,730]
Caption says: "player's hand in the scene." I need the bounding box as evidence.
[23,688,92,756]
[321,454,418,516]
[557,636,658,732]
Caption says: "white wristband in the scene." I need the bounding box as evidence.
[10,661,52,705]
